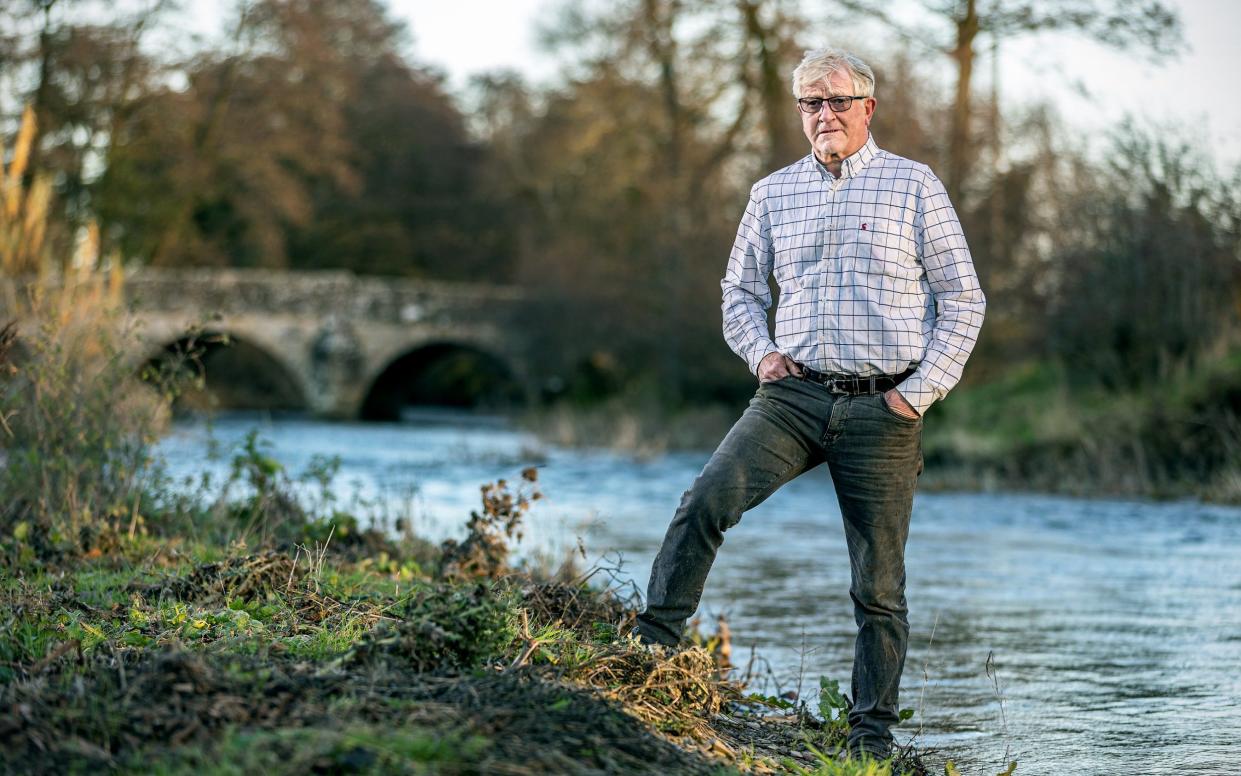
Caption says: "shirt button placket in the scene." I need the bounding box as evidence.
[818,183,833,361]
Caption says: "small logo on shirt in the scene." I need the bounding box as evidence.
[861,223,868,231]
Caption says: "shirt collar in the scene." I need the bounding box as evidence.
[813,133,878,180]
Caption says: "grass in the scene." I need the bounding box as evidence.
[138,722,491,775]
[921,352,1241,501]
[0,468,933,775]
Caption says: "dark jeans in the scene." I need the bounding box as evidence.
[635,375,923,754]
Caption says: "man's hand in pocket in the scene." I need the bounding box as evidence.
[883,388,920,419]
[758,352,804,383]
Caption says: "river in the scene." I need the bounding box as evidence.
[155,412,1241,776]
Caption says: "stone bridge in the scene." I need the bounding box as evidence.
[123,268,536,419]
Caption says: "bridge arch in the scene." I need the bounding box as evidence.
[360,341,524,420]
[146,329,308,413]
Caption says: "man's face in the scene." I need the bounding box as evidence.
[800,69,876,166]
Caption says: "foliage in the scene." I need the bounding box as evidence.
[90,0,502,277]
[922,350,1241,501]
[439,467,542,580]
[0,106,184,558]
[817,676,852,740]
[834,0,1182,205]
[140,723,493,775]
[344,581,518,673]
[6,0,1237,448]
[784,746,902,776]
[0,2,167,261]
[1045,126,1241,384]
[0,457,935,774]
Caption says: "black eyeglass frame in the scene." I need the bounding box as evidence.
[796,95,870,114]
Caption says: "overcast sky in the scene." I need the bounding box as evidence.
[186,0,1241,165]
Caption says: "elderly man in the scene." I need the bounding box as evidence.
[633,48,985,759]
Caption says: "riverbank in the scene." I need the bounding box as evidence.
[920,356,1241,502]
[523,354,1241,503]
[0,466,933,775]
[1,277,938,774]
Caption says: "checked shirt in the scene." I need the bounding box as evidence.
[721,134,986,415]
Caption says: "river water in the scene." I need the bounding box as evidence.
[155,412,1241,776]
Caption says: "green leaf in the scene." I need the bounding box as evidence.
[818,676,848,718]
[122,630,153,647]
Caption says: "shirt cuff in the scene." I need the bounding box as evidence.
[895,374,939,416]
[746,343,779,375]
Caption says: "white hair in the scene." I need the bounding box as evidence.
[791,48,875,98]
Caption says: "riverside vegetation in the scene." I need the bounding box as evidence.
[5,0,1239,499]
[0,326,941,775]
[522,346,1241,503]
[0,138,956,775]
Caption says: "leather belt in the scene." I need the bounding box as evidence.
[798,366,915,395]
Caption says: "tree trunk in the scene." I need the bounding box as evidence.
[643,0,682,179]
[150,8,252,266]
[740,0,792,172]
[28,1,58,212]
[948,0,978,204]
[987,35,1004,278]
[640,0,687,398]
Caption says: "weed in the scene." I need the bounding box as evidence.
[0,111,203,559]
[817,676,851,740]
[343,581,518,672]
[1,106,52,275]
[439,467,541,580]
[785,746,906,775]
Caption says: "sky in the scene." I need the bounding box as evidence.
[180,0,1241,165]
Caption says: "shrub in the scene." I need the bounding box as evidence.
[438,467,541,581]
[0,106,192,558]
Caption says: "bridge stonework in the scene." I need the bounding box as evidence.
[123,269,533,418]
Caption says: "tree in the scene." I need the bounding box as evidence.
[287,48,504,279]
[1045,126,1241,382]
[489,0,831,401]
[833,0,1184,204]
[0,0,171,260]
[97,0,495,274]
[97,0,360,268]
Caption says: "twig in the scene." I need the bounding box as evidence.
[792,628,818,705]
[30,639,81,674]
[916,611,940,742]
[507,608,543,672]
[742,643,758,687]
[286,545,302,593]
[985,649,1012,766]
[127,491,142,540]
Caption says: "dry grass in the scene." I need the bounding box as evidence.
[1,106,51,277]
[570,643,737,739]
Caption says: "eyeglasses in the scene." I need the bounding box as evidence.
[796,95,868,114]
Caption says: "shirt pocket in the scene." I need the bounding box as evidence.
[841,215,922,286]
